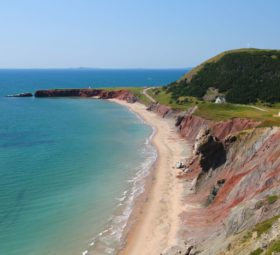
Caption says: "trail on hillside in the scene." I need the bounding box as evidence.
[143,87,156,103]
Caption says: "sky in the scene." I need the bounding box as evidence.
[0,0,279,68]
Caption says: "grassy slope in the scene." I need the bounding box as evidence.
[102,48,280,126]
[232,214,280,255]
[101,86,280,127]
[147,88,280,127]
[180,48,271,82]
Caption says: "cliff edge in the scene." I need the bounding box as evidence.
[150,106,280,255]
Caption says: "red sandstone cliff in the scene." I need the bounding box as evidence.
[175,126,280,254]
[176,114,261,143]
[148,104,280,255]
[34,89,137,103]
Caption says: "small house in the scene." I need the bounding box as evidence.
[215,96,226,104]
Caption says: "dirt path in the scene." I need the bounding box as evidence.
[248,105,267,112]
[143,87,156,103]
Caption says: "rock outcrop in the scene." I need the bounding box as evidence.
[176,115,260,143]
[34,89,137,102]
[6,92,33,97]
[146,103,279,255]
[178,125,280,254]
[146,102,172,118]
[193,127,226,173]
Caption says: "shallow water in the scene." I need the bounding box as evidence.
[0,69,186,255]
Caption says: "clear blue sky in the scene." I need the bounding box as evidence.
[0,0,279,68]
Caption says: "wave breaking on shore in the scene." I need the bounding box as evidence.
[82,109,157,255]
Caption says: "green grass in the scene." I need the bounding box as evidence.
[241,214,280,248]
[195,102,280,127]
[101,87,280,127]
[264,239,280,255]
[250,248,263,255]
[241,231,253,243]
[147,88,193,110]
[253,215,280,237]
[147,88,172,105]
[147,88,280,127]
[267,195,278,204]
[126,87,151,105]
[101,87,152,105]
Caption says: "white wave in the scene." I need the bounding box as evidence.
[84,109,157,255]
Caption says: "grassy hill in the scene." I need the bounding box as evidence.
[99,86,280,127]
[146,87,280,127]
[166,48,280,104]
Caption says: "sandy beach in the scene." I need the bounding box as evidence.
[110,99,191,255]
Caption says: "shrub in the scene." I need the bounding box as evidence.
[250,248,263,255]
[267,195,278,204]
[253,215,280,237]
[264,239,280,255]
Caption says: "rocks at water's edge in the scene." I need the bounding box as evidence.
[7,89,138,104]
[6,92,33,97]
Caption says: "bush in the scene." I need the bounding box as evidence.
[267,195,278,204]
[253,215,280,237]
[250,248,263,255]
[264,239,280,255]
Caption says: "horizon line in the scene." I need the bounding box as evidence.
[0,67,191,70]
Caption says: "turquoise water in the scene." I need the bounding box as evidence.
[0,69,187,255]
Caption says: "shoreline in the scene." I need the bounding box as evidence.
[109,99,191,255]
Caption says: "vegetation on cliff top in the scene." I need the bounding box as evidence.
[146,87,280,127]
[166,48,280,104]
[253,214,280,237]
[265,239,280,255]
[250,248,263,255]
[137,48,280,127]
[104,87,151,105]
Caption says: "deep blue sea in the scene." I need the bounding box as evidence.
[0,69,187,255]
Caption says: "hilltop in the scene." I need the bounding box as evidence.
[166,48,280,104]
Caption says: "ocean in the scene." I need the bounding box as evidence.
[0,69,187,255]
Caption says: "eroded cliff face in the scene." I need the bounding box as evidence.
[149,106,280,255]
[176,114,261,143]
[181,124,280,255]
[34,89,137,103]
[146,102,173,118]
